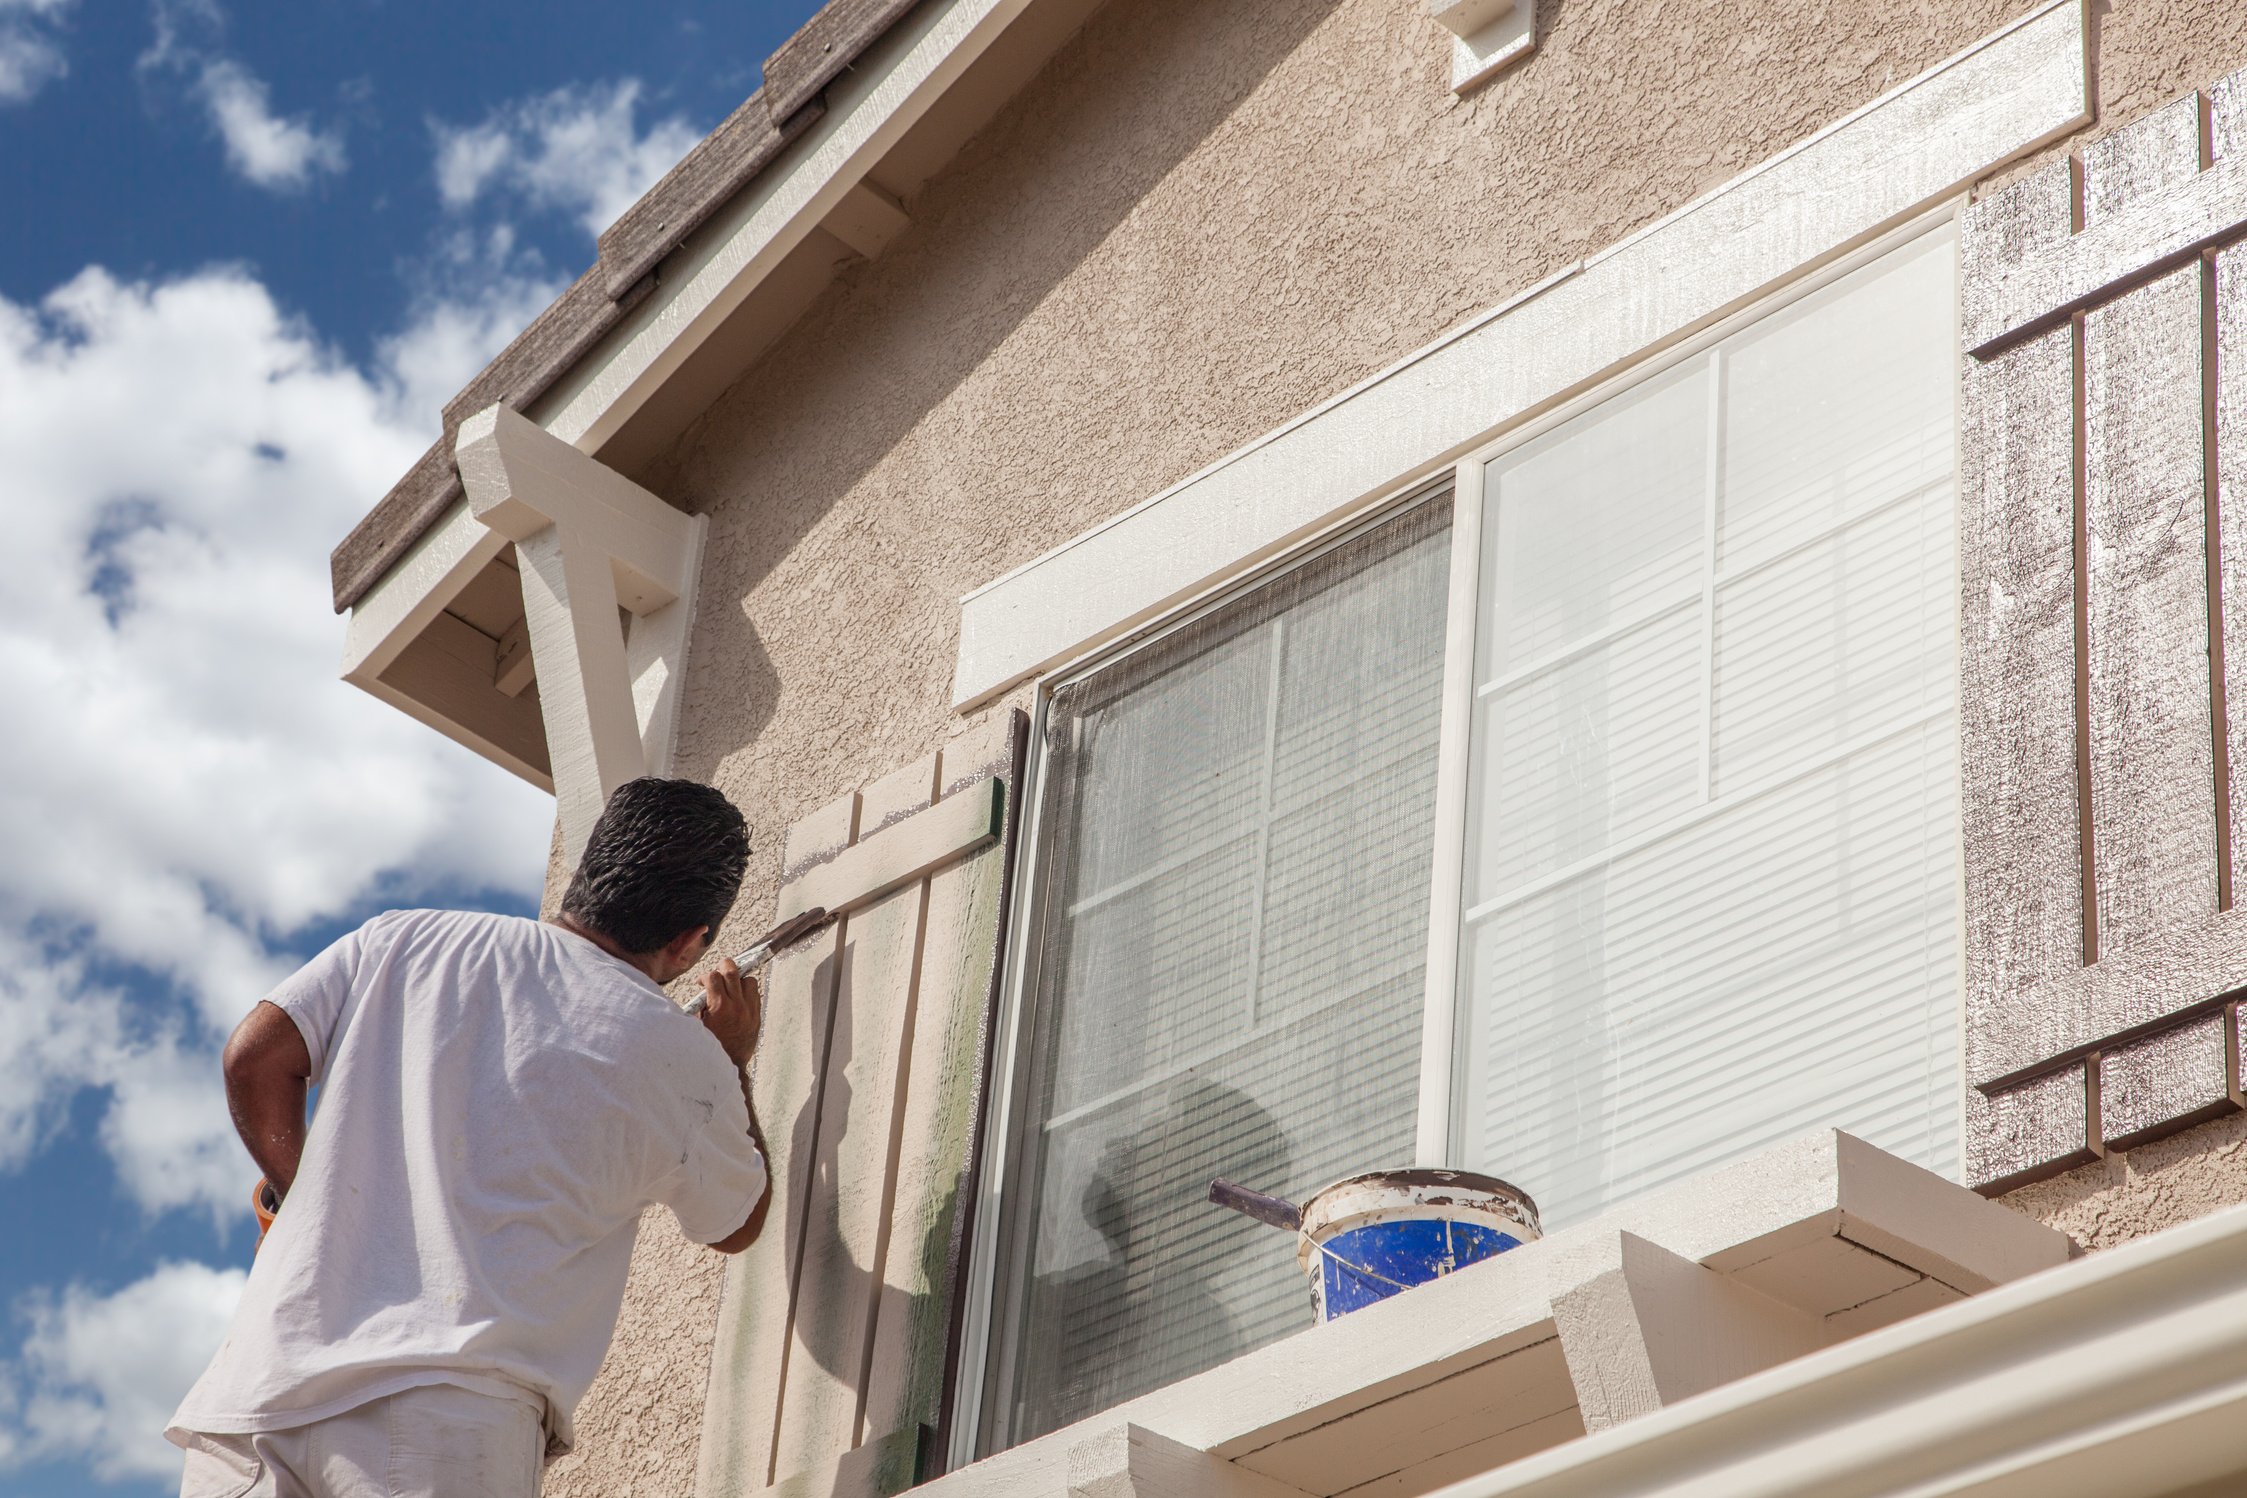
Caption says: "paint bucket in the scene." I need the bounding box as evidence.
[1293,1169,1540,1322]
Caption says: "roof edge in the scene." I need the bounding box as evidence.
[329,0,915,612]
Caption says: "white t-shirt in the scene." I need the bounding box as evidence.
[167,908,766,1456]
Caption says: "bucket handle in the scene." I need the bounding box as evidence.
[1306,1236,1418,1294]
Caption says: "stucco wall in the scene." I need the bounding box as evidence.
[1999,1109,2247,1250]
[544,1,2247,1492]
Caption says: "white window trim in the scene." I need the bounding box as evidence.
[956,219,1967,1462]
[947,0,2087,713]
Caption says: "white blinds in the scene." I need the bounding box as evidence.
[1457,230,1962,1228]
[981,499,1452,1451]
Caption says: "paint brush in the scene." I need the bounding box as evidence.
[683,906,835,1015]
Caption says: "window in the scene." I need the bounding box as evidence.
[965,223,1963,1453]
[975,498,1454,1452]
[1454,228,1962,1224]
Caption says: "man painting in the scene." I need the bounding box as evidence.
[168,778,771,1496]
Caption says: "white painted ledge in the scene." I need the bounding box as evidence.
[1434,1199,2247,1498]
[949,0,2090,709]
[923,1132,2070,1498]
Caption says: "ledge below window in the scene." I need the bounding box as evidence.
[924,1131,2070,1498]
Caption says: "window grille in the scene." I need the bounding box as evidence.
[1456,230,1963,1226]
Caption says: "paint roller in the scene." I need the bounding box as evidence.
[683,905,837,1015]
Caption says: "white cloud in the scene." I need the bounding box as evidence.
[136,1,345,190]
[0,942,114,1173]
[434,80,701,238]
[0,943,240,1225]
[0,0,72,104]
[3,1261,247,1479]
[380,230,561,427]
[0,259,557,1220]
[194,57,344,189]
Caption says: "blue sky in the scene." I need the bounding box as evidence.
[0,0,821,1489]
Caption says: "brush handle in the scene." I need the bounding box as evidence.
[684,907,836,1016]
[1208,1178,1303,1233]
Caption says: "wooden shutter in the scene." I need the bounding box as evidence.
[696,713,1027,1498]
[1961,74,2247,1192]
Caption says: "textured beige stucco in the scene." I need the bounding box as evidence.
[539,1,2247,1493]
[1998,1108,2247,1250]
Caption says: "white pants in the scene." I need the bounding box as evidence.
[176,1384,543,1498]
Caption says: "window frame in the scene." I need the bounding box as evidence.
[954,475,1458,1461]
[948,203,1970,1468]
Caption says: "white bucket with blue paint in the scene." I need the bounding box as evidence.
[1291,1169,1541,1321]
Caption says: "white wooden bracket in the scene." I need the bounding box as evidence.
[1069,1426,1312,1498]
[456,402,708,865]
[1551,1232,1828,1432]
[1428,0,1533,94]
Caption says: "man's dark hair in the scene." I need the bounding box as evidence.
[561,778,751,955]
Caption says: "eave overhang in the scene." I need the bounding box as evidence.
[332,0,1108,820]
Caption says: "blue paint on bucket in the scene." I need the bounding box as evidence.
[1310,1217,1524,1319]
[1292,1169,1541,1324]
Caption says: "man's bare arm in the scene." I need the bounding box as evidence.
[223,1000,312,1199]
[698,959,772,1254]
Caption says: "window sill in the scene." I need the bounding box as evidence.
[925,1131,2068,1498]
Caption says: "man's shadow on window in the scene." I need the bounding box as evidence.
[784,939,1296,1461]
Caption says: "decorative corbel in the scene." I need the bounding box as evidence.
[456,403,707,865]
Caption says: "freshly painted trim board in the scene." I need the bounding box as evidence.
[339,500,506,684]
[949,0,2091,709]
[778,777,1005,924]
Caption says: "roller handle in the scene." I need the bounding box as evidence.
[1208,1178,1303,1233]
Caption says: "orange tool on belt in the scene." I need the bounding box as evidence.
[252,1178,280,1249]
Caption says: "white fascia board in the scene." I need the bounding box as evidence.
[1429,1199,2247,1498]
[534,0,1050,452]
[949,0,2090,709]
[340,498,507,684]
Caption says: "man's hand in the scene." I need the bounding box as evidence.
[697,958,761,1069]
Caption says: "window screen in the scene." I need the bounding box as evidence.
[980,496,1453,1450]
[1457,228,1962,1227]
